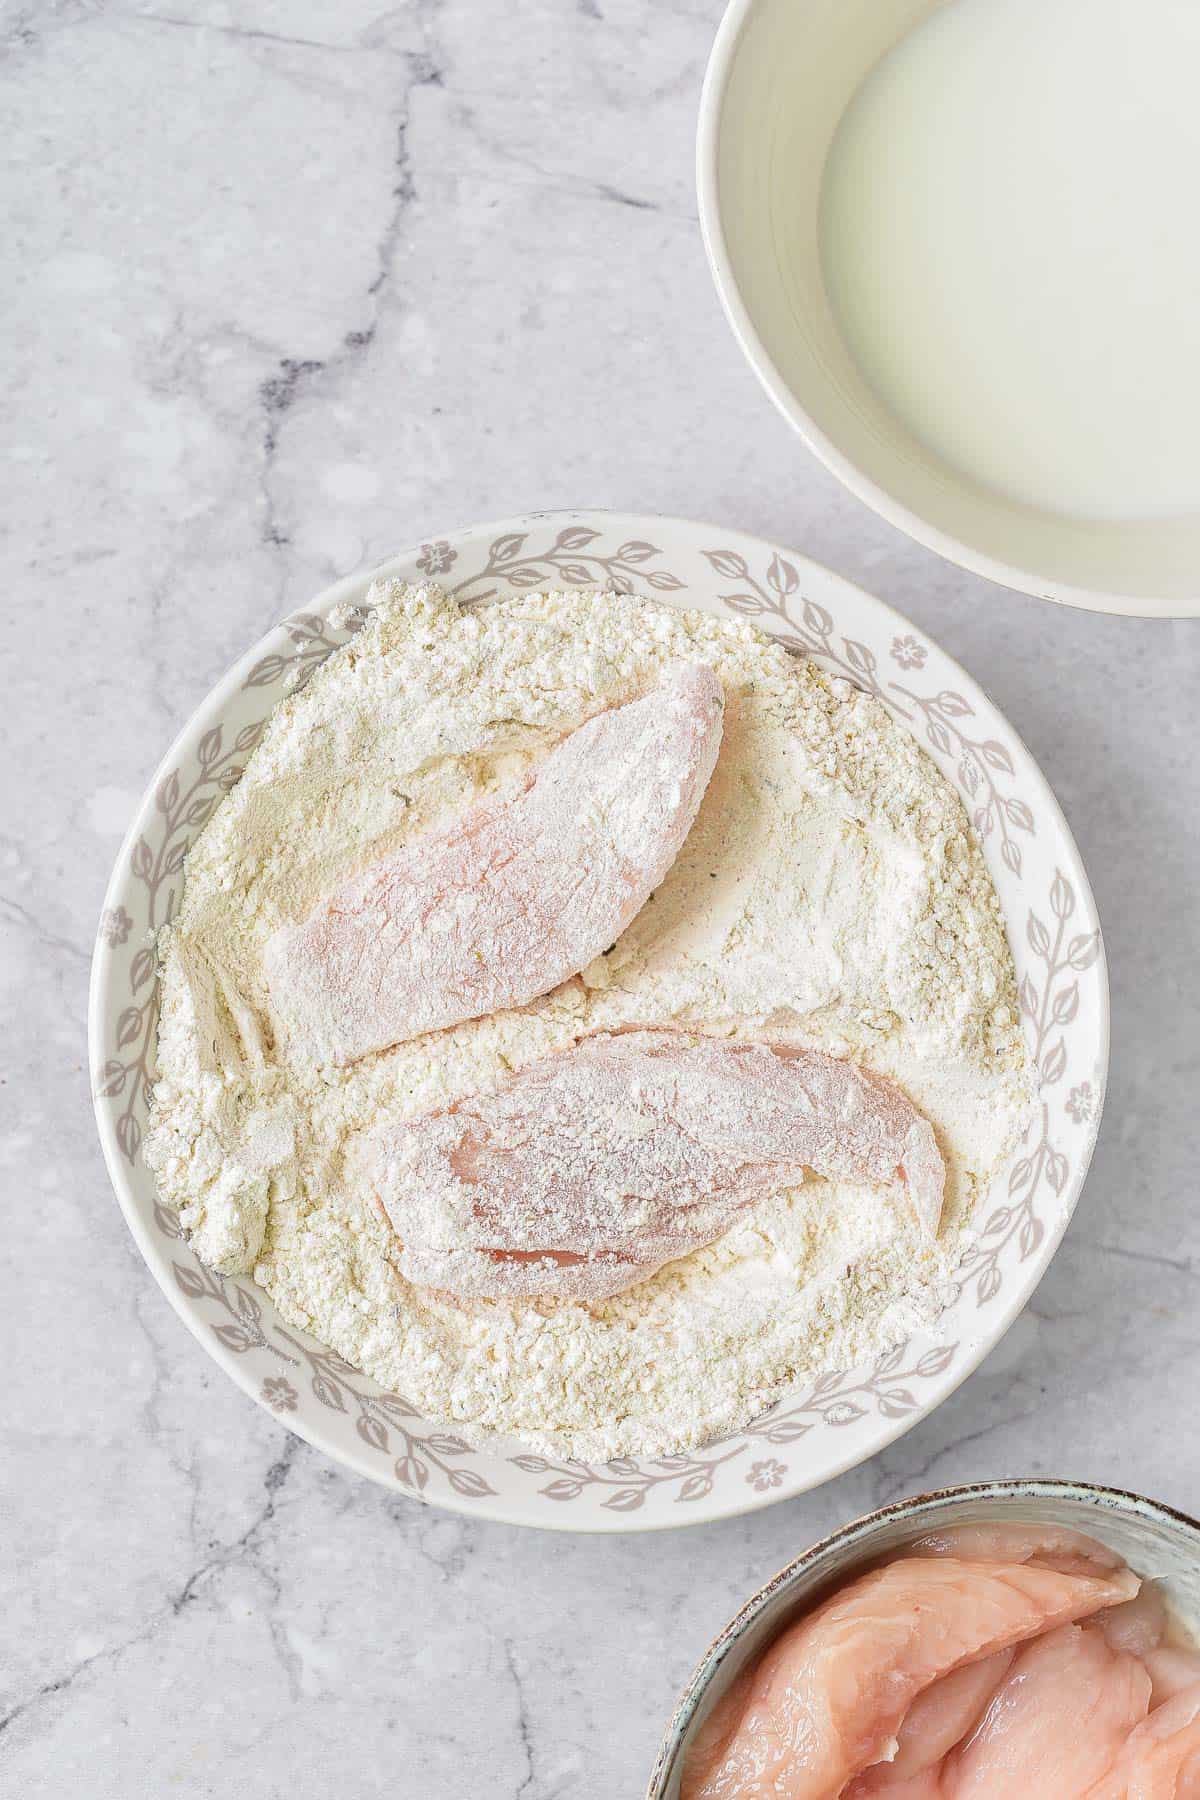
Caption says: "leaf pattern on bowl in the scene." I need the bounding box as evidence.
[449,524,687,604]
[90,516,1105,1523]
[957,870,1101,1306]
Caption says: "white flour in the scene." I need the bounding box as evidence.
[146,582,1029,1458]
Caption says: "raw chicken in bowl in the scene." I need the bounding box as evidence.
[648,1480,1200,1796]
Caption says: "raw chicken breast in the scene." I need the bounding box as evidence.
[909,1523,1123,1576]
[848,1651,1015,1793]
[1092,1588,1170,1659]
[679,1555,1138,1800]
[1148,1651,1200,1708]
[370,1029,945,1302]
[265,662,724,1065]
[942,1624,1151,1796]
[1083,1684,1200,1797]
[852,1778,940,1800]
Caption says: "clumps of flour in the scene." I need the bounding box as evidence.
[146,582,1029,1458]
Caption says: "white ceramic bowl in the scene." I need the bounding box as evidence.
[90,510,1108,1531]
[649,1479,1200,1796]
[697,0,1200,617]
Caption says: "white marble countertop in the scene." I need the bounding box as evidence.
[4,1,1200,1793]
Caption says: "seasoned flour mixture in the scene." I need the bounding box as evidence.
[146,582,1029,1457]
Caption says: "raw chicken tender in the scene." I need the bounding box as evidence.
[1149,1651,1200,1707]
[848,1652,1015,1793]
[1093,1587,1171,1659]
[679,1554,1137,1799]
[265,662,724,1065]
[370,1029,945,1302]
[941,1624,1151,1796]
[909,1522,1123,1576]
[1083,1684,1200,1797]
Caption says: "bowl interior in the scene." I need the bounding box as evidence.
[651,1481,1200,1797]
[706,0,1200,612]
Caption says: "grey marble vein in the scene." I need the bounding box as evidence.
[3,0,1199,1795]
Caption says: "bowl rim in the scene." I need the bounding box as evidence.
[647,1477,1200,1794]
[88,507,1109,1529]
[696,0,1198,621]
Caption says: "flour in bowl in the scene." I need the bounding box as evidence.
[146,582,1029,1458]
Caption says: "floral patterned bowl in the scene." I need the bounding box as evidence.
[647,1480,1200,1796]
[89,512,1108,1531]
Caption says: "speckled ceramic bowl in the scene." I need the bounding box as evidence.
[648,1479,1200,1796]
[89,511,1108,1530]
